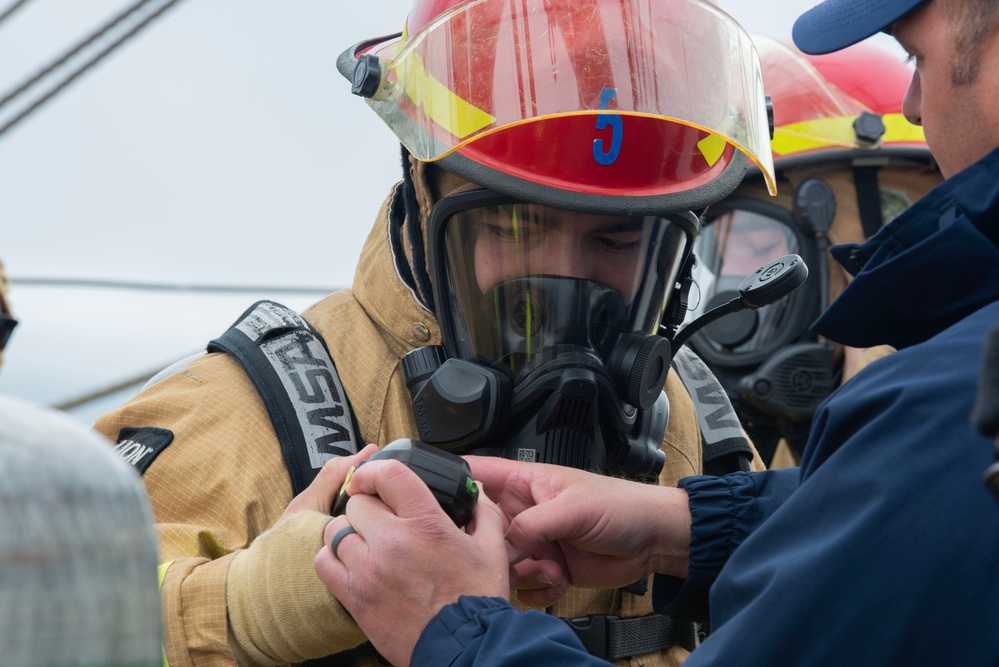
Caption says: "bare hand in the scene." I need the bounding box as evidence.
[278,444,380,524]
[467,456,692,608]
[314,459,510,667]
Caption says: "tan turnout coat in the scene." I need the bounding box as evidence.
[95,188,717,667]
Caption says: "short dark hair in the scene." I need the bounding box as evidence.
[947,0,999,84]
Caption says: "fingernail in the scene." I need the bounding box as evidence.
[537,572,555,587]
[505,542,520,562]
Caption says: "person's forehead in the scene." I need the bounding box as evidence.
[889,20,913,49]
[890,17,919,51]
[487,205,646,230]
[890,0,943,49]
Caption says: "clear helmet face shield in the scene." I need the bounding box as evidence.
[403,189,696,480]
[342,0,776,205]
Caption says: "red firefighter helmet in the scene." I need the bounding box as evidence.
[755,35,930,167]
[339,0,777,215]
[684,37,940,466]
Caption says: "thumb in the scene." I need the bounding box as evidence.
[466,482,505,543]
[503,496,579,563]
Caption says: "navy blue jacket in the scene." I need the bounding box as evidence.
[412,147,999,666]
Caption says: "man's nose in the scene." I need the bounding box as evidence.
[902,69,923,126]
[544,241,587,279]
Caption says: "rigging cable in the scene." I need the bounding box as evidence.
[0,0,188,139]
[0,0,31,27]
[10,277,337,295]
[52,360,192,412]
[10,277,342,411]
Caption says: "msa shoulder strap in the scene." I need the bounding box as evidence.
[671,346,755,475]
[208,300,361,495]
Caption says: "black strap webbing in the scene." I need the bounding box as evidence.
[301,642,384,666]
[208,300,361,495]
[853,165,884,240]
[565,613,698,660]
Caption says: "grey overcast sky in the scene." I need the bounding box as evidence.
[0,0,906,424]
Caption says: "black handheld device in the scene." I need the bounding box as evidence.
[331,438,479,528]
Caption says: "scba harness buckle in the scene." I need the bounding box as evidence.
[565,612,697,660]
[566,614,612,657]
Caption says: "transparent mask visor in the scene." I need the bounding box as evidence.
[689,209,810,357]
[439,200,689,379]
[359,0,775,193]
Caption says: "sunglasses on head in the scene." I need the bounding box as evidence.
[0,312,17,351]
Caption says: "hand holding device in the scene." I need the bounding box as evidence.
[332,438,478,528]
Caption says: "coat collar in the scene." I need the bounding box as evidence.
[814,146,999,349]
[352,187,442,358]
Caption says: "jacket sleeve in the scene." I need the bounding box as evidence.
[94,352,365,667]
[652,468,800,622]
[413,597,613,667]
[405,473,799,666]
[659,306,999,666]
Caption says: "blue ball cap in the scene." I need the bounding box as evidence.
[792,0,928,54]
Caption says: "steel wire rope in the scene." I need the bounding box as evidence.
[52,359,196,412]
[10,276,338,295]
[0,0,160,111]
[0,0,31,27]
[11,277,343,411]
[0,0,188,139]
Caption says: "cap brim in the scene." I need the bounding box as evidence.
[792,0,926,54]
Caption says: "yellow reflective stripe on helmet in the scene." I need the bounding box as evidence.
[158,561,173,667]
[882,113,927,143]
[772,113,927,157]
[772,116,857,155]
[397,51,496,140]
[697,133,727,167]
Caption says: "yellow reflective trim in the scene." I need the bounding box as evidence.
[772,113,927,157]
[158,561,173,667]
[397,53,496,140]
[418,110,777,195]
[158,560,172,587]
[697,134,727,168]
[772,117,856,155]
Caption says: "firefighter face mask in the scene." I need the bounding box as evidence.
[685,193,829,455]
[402,189,697,480]
[688,184,840,460]
[689,201,818,362]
